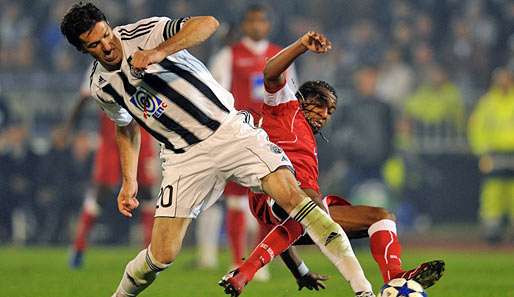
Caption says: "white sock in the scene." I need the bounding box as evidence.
[113,248,171,297]
[290,198,372,293]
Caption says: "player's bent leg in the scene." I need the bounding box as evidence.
[219,219,303,296]
[329,204,445,288]
[225,195,248,266]
[260,168,373,294]
[112,217,191,297]
[329,205,394,234]
[69,188,100,269]
[331,205,403,281]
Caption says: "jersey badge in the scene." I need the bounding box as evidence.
[269,143,284,154]
[130,87,168,119]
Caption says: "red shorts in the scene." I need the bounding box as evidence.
[224,181,248,197]
[248,192,352,228]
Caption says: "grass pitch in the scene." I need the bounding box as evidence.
[1,245,513,297]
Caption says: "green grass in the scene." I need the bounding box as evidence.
[1,245,513,297]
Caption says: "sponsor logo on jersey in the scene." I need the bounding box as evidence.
[251,73,265,102]
[130,88,168,119]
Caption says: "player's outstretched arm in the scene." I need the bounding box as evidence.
[280,247,328,291]
[132,16,219,70]
[263,31,332,92]
[116,120,141,218]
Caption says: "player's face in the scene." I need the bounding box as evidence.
[79,21,123,70]
[302,89,336,134]
[303,102,332,133]
[242,10,271,41]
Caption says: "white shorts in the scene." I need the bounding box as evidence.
[154,112,293,218]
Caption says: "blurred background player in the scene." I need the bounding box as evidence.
[67,65,158,268]
[199,4,295,276]
[220,31,444,296]
[468,67,514,244]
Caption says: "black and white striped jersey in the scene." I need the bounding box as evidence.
[90,17,236,153]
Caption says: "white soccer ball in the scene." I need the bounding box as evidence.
[378,278,427,297]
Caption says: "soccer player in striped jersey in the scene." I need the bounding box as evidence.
[219,32,445,296]
[61,3,374,297]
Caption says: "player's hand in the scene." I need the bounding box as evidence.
[131,48,167,71]
[296,272,328,291]
[300,31,332,53]
[117,180,140,218]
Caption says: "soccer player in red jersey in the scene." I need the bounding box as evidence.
[219,31,445,296]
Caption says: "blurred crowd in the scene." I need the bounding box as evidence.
[1,0,514,245]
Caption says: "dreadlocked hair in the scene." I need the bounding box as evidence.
[60,2,107,52]
[295,80,337,113]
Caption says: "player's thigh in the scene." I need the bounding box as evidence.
[329,205,392,233]
[213,112,293,194]
[150,217,192,264]
[260,167,307,213]
[156,150,224,219]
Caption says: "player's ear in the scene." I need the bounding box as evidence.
[79,43,89,54]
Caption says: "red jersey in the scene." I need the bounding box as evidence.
[93,113,156,187]
[261,81,320,192]
[230,40,283,121]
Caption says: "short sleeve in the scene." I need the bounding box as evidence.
[264,80,297,106]
[119,17,190,46]
[89,61,132,127]
[162,17,190,40]
[94,99,133,127]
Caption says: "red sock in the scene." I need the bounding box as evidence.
[141,209,154,247]
[239,219,304,280]
[256,223,269,244]
[73,211,96,252]
[368,219,403,282]
[227,209,246,265]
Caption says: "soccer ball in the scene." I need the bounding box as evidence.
[378,278,427,297]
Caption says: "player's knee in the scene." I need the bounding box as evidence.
[150,245,179,265]
[151,251,175,265]
[262,168,304,210]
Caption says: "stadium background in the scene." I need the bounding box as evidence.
[0,0,513,296]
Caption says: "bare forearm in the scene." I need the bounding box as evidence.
[116,121,141,183]
[280,247,304,279]
[156,16,219,56]
[264,40,306,85]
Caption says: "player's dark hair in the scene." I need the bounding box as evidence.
[245,4,269,14]
[60,2,107,51]
[296,80,338,136]
[243,3,270,21]
[296,80,338,111]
